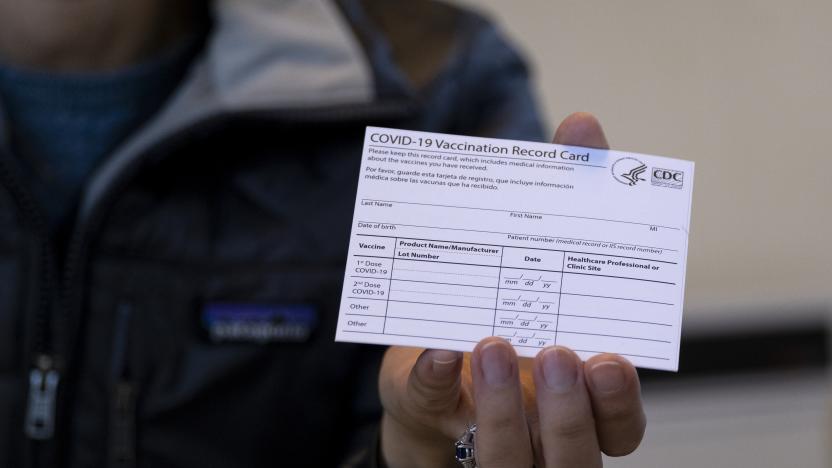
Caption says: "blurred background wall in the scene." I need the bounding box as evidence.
[449,1,831,466]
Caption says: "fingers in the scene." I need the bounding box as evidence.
[381,343,644,468]
[553,112,610,149]
[552,114,645,459]
[585,354,646,456]
[471,337,533,467]
[534,346,602,468]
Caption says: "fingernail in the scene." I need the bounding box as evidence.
[431,350,462,379]
[589,361,625,394]
[541,347,577,393]
[480,342,513,386]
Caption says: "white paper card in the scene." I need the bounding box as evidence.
[336,127,694,371]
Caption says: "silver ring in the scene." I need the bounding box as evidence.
[454,423,477,468]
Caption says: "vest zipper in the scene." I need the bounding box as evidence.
[25,232,59,442]
[0,155,60,468]
[108,302,136,468]
[24,354,60,440]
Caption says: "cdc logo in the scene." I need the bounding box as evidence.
[651,168,684,189]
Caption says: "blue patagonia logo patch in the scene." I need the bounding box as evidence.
[201,303,318,344]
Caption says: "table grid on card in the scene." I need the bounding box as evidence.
[341,234,677,365]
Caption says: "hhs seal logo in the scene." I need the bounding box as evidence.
[611,157,647,186]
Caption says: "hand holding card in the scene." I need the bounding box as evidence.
[376,113,649,468]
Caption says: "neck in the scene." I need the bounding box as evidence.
[0,0,202,72]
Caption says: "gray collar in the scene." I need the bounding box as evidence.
[79,0,376,220]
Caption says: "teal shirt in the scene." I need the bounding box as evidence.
[0,38,199,232]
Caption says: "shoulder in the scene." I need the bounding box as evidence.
[339,0,508,89]
[339,0,545,140]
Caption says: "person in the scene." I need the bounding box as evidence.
[0,0,646,466]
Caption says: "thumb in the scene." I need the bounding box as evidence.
[553,112,610,149]
[380,348,466,467]
[405,349,464,414]
[381,346,465,430]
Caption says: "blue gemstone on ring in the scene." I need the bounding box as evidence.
[456,446,474,460]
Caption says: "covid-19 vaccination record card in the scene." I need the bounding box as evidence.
[336,127,694,371]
